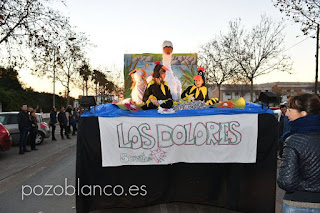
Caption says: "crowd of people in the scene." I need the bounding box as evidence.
[50,105,81,140]
[17,104,81,155]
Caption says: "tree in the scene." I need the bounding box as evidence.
[92,69,103,97]
[198,38,240,100]
[0,0,70,66]
[0,67,21,90]
[273,0,320,35]
[0,66,68,111]
[274,0,320,94]
[79,62,92,96]
[33,31,90,106]
[94,71,115,104]
[55,38,85,106]
[221,16,292,102]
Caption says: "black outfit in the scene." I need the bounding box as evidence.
[50,111,57,140]
[18,110,31,130]
[277,114,320,204]
[65,107,72,135]
[29,116,38,150]
[181,85,209,102]
[142,80,173,110]
[278,113,286,158]
[17,110,31,153]
[71,113,77,135]
[58,111,70,139]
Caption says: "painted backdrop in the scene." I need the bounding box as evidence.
[124,53,197,98]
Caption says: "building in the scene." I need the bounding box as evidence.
[207,82,315,103]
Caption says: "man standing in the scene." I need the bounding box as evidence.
[58,107,71,140]
[50,107,57,141]
[17,104,31,154]
[65,105,72,136]
[278,104,289,159]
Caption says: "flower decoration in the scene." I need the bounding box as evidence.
[124,102,139,112]
[154,61,161,65]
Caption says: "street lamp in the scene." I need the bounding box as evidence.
[52,37,76,108]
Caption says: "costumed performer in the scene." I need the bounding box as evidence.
[128,69,147,105]
[181,67,209,102]
[162,40,181,102]
[142,61,173,110]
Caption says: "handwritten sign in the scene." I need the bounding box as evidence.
[99,114,258,167]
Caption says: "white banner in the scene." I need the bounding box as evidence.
[99,114,258,167]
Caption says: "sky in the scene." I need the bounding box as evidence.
[18,0,317,98]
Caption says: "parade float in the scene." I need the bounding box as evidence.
[76,41,278,213]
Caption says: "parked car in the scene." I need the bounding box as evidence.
[0,123,12,151]
[0,112,50,145]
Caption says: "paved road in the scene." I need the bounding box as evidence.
[0,130,77,213]
[0,129,285,213]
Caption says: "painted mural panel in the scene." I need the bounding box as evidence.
[124,53,197,98]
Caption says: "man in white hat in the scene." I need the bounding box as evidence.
[162,40,181,102]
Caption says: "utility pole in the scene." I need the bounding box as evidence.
[53,49,56,108]
[315,24,319,95]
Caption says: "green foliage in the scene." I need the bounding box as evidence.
[123,62,132,98]
[180,66,196,91]
[0,67,71,112]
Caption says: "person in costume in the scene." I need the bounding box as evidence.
[162,40,181,102]
[181,67,209,102]
[142,61,173,110]
[128,69,147,105]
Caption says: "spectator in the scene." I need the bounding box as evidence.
[58,107,71,140]
[49,107,57,141]
[65,105,72,136]
[71,114,77,135]
[34,105,40,113]
[17,104,31,154]
[27,107,33,113]
[277,93,320,213]
[29,109,38,150]
[278,104,289,159]
[74,108,79,127]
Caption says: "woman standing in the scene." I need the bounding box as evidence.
[277,93,320,212]
[29,109,38,150]
[49,108,57,141]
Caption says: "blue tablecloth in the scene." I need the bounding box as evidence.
[81,103,273,118]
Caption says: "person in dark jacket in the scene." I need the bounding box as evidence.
[49,107,57,141]
[65,105,72,136]
[277,93,320,212]
[58,107,71,140]
[29,109,38,150]
[142,61,173,110]
[17,104,31,154]
[278,104,290,159]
